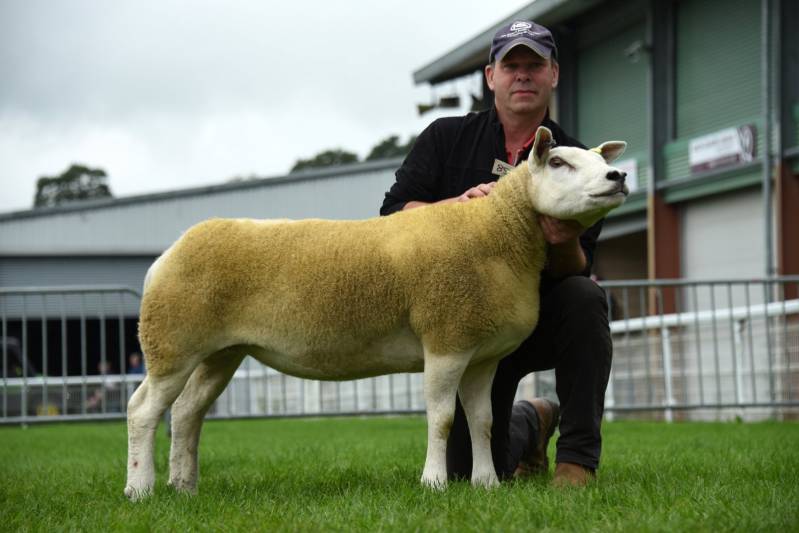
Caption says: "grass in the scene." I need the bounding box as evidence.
[1,416,798,532]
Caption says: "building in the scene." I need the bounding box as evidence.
[1,0,796,420]
[0,160,401,379]
[4,0,796,300]
[414,0,798,287]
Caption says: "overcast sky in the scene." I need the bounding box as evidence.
[0,0,530,213]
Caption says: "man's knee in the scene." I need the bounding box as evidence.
[546,276,611,362]
[550,276,608,315]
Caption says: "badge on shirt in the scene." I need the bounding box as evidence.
[491,159,515,176]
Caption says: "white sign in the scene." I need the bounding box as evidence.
[491,159,515,176]
[689,125,756,174]
[614,158,638,193]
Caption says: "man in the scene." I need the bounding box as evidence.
[380,20,611,487]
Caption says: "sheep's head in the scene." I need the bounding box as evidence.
[526,126,628,228]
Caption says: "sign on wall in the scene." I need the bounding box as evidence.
[689,125,757,174]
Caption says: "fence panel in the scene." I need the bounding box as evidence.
[1,286,144,423]
[2,277,797,424]
[599,278,799,421]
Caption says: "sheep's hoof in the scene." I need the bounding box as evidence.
[167,479,198,496]
[124,485,153,502]
[420,474,448,491]
[471,473,500,489]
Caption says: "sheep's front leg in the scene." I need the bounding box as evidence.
[421,349,472,489]
[458,359,500,488]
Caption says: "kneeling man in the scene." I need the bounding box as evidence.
[381,20,612,487]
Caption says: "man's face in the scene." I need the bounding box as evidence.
[485,46,559,118]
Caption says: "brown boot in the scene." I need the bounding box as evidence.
[552,462,595,488]
[513,398,560,478]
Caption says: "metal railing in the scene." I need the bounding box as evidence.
[1,286,143,423]
[0,285,425,424]
[1,277,797,424]
[598,277,799,421]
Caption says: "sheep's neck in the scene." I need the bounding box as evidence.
[480,167,545,274]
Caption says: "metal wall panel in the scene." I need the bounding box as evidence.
[0,257,153,289]
[577,20,649,155]
[576,19,650,191]
[676,0,761,138]
[0,258,151,316]
[0,165,400,255]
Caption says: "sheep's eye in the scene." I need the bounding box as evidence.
[549,157,565,168]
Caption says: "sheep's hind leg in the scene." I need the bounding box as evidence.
[421,349,472,489]
[458,359,499,488]
[125,368,194,501]
[168,348,246,494]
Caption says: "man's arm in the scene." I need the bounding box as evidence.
[539,216,587,277]
[403,182,497,210]
[540,215,604,278]
[381,123,444,215]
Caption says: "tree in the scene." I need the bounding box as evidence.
[290,149,359,173]
[365,134,418,161]
[34,164,113,208]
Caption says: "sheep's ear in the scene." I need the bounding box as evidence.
[528,126,554,169]
[594,141,627,164]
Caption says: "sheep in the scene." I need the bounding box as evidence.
[124,126,627,500]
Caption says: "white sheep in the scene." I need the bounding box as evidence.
[124,126,627,499]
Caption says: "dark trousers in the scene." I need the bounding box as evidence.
[446,276,612,479]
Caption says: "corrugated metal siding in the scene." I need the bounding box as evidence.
[795,104,799,147]
[675,0,761,138]
[576,20,650,190]
[0,166,399,255]
[0,257,153,289]
[0,289,142,319]
[680,188,765,280]
[794,105,799,172]
[0,257,152,316]
[577,20,649,153]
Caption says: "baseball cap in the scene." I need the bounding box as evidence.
[488,20,558,63]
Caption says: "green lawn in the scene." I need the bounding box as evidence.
[1,416,797,532]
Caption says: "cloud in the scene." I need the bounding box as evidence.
[0,0,528,212]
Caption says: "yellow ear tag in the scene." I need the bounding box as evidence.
[589,147,603,154]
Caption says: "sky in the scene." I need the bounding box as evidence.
[0,0,531,213]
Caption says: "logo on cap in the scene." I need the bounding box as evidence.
[510,21,532,32]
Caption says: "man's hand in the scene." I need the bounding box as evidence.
[403,182,497,210]
[457,182,497,202]
[539,215,588,277]
[538,215,584,245]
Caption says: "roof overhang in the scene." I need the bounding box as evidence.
[413,0,602,85]
[0,157,404,223]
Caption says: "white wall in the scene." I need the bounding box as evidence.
[681,187,766,280]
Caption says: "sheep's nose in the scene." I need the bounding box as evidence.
[606,170,626,183]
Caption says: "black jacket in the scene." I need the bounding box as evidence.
[380,107,603,285]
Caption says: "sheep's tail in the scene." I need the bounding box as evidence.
[138,248,171,373]
[138,246,178,378]
[142,262,156,294]
[142,245,174,294]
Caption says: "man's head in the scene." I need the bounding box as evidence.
[485,20,559,119]
[488,20,557,64]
